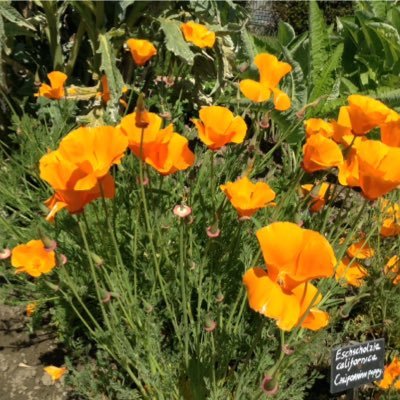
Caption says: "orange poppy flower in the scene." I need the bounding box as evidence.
[380,200,400,237]
[243,268,328,331]
[355,140,400,200]
[11,240,56,277]
[220,176,276,217]
[347,235,374,260]
[301,182,333,212]
[118,111,195,175]
[44,366,67,381]
[256,222,336,290]
[381,111,400,147]
[239,53,292,110]
[384,255,400,285]
[35,71,67,100]
[40,126,127,220]
[376,357,400,389]
[304,119,334,138]
[302,134,343,173]
[26,302,37,317]
[180,21,216,48]
[126,39,157,66]
[345,95,392,135]
[335,256,368,287]
[192,106,247,150]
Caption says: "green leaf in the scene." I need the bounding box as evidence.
[0,2,36,31]
[159,18,195,65]
[277,21,295,47]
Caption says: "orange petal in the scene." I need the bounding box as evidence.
[272,88,291,111]
[239,79,271,103]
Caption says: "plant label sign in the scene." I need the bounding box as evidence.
[330,338,385,393]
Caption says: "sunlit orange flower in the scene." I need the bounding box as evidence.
[256,222,336,290]
[40,126,128,220]
[345,95,391,135]
[192,106,247,150]
[243,268,328,331]
[347,235,374,260]
[381,111,400,147]
[35,71,67,100]
[380,200,400,237]
[44,366,67,381]
[301,182,333,212]
[240,53,292,110]
[118,111,194,175]
[304,119,334,138]
[220,176,276,217]
[181,21,216,48]
[335,256,368,287]
[302,134,343,173]
[355,140,400,200]
[126,39,157,66]
[384,255,400,285]
[26,302,37,317]
[11,240,56,277]
[376,357,400,389]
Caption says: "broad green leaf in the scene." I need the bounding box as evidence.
[0,2,36,31]
[277,21,295,47]
[159,18,195,66]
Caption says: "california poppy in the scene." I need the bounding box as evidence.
[35,71,67,100]
[380,200,400,237]
[302,134,343,173]
[181,21,216,48]
[384,255,400,285]
[347,235,374,260]
[304,119,334,139]
[26,302,37,317]
[118,111,195,175]
[376,357,400,389]
[40,126,127,220]
[335,257,368,287]
[192,105,247,150]
[44,366,67,381]
[126,39,157,66]
[345,95,392,135]
[381,110,400,147]
[301,182,333,212]
[256,222,336,290]
[239,53,292,110]
[11,240,56,277]
[220,176,276,217]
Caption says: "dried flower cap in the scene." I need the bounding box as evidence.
[261,375,279,396]
[35,71,67,100]
[181,21,216,48]
[173,205,192,218]
[240,53,292,110]
[44,366,67,381]
[193,105,247,150]
[0,248,11,260]
[220,176,276,217]
[206,225,220,238]
[126,39,157,66]
[302,134,343,173]
[301,182,333,213]
[11,240,56,277]
[335,256,368,287]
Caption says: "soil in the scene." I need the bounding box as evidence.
[0,304,70,400]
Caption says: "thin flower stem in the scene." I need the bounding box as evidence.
[179,222,189,368]
[210,150,216,222]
